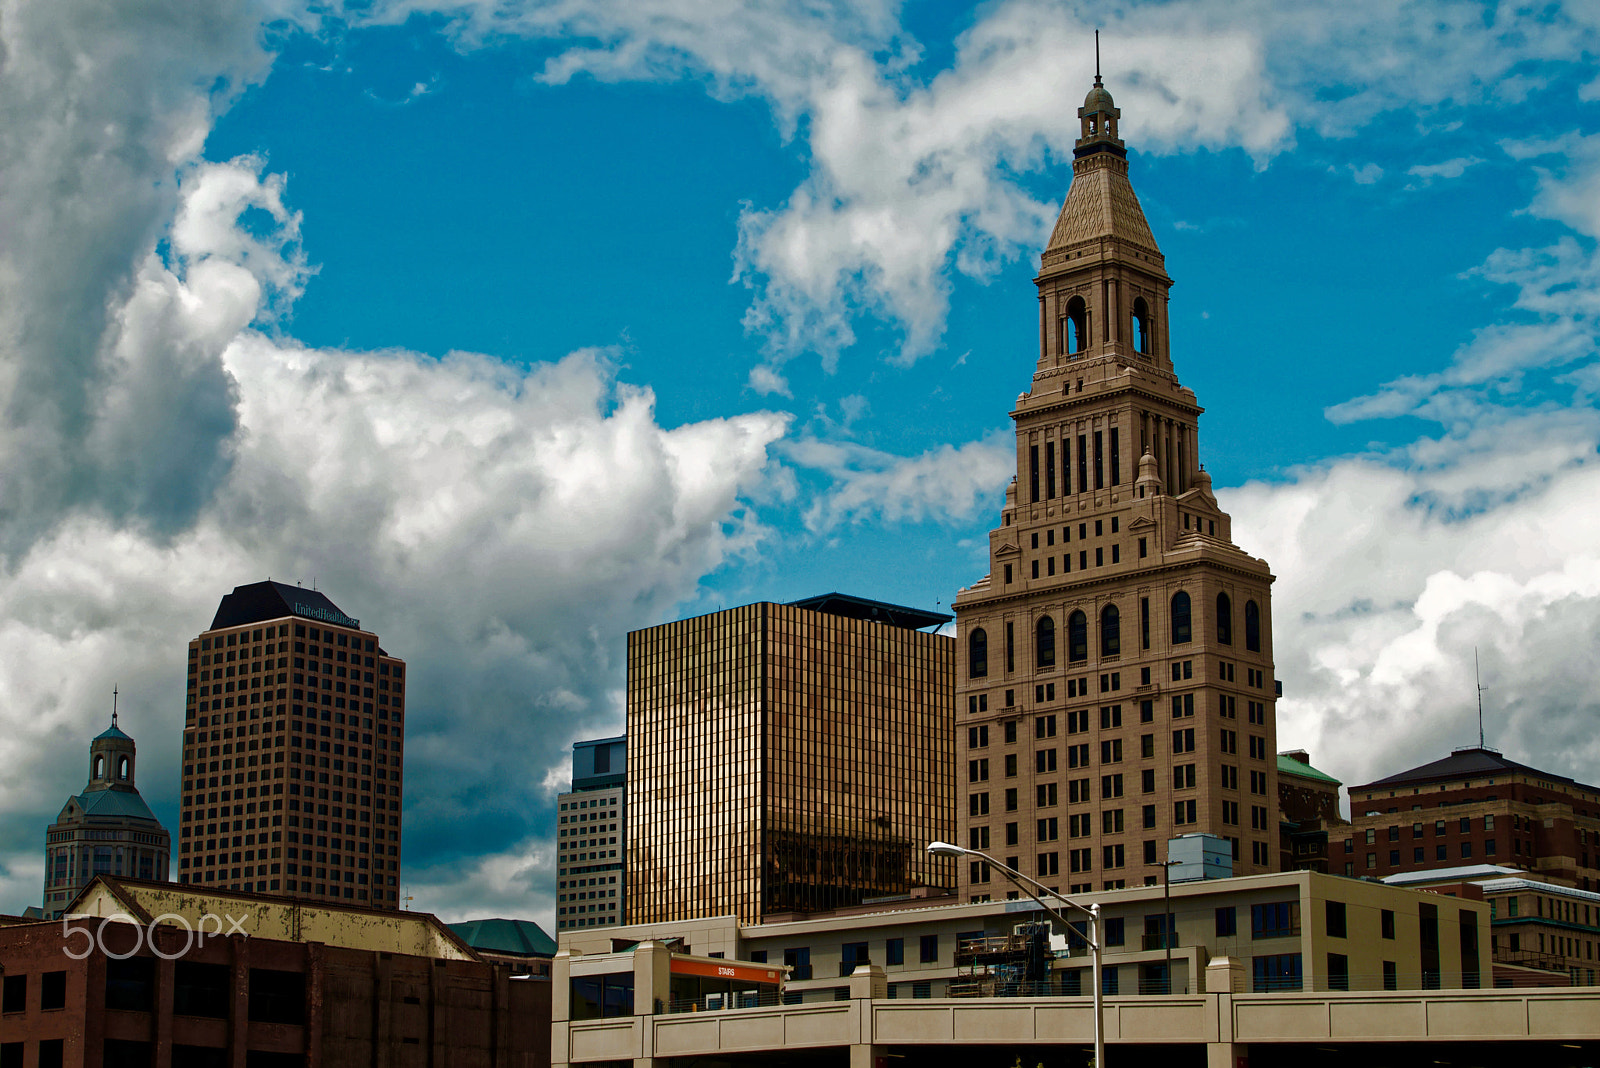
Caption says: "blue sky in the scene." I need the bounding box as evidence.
[1,0,1598,925]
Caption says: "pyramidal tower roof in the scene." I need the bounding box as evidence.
[1042,71,1162,262]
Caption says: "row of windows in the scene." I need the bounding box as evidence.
[968,594,1262,676]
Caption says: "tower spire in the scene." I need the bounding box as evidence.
[1095,29,1101,84]
[112,686,118,729]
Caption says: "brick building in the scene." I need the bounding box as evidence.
[0,877,548,1068]
[1346,746,1600,888]
[953,72,1281,902]
[1278,750,1348,874]
[180,581,407,908]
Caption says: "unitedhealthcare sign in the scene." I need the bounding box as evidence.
[294,602,360,629]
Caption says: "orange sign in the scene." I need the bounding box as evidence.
[669,958,784,984]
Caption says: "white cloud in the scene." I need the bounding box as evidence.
[1406,156,1483,182]
[791,430,1013,531]
[350,0,1600,374]
[0,125,789,917]
[1230,416,1600,791]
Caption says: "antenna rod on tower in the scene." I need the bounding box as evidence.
[112,686,118,728]
[1475,647,1486,749]
[1095,29,1101,82]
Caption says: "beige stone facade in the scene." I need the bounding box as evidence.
[952,80,1279,903]
[551,871,1519,1066]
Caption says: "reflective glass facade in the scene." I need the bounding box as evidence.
[626,601,955,925]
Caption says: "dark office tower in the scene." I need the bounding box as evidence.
[42,704,171,917]
[556,736,626,932]
[179,581,407,907]
[953,75,1280,901]
[626,594,956,925]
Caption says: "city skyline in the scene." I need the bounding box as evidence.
[1,0,1598,933]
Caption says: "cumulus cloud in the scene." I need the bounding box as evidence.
[0,0,276,553]
[1231,412,1600,792]
[790,430,1013,531]
[0,24,789,928]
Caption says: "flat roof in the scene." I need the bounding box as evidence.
[786,592,952,631]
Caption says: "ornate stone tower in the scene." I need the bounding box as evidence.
[952,75,1280,904]
[42,697,172,916]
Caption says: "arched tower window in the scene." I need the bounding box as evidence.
[117,755,130,780]
[94,755,105,779]
[1132,297,1152,356]
[1216,593,1233,646]
[1101,604,1121,657]
[1245,600,1261,653]
[1065,296,1088,356]
[1036,616,1057,669]
[1068,611,1088,662]
[969,628,989,678]
[1171,591,1192,645]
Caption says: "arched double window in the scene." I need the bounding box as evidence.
[1171,591,1192,644]
[1101,604,1121,657]
[1065,296,1088,356]
[1245,600,1262,653]
[1068,611,1088,662]
[969,628,989,678]
[1132,297,1152,356]
[1216,593,1233,646]
[1037,616,1057,669]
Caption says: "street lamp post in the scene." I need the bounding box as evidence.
[1160,858,1181,994]
[928,841,1104,1068]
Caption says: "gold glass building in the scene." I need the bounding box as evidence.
[178,581,407,907]
[626,595,956,925]
[953,76,1281,901]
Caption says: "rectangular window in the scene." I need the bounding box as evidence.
[1100,774,1123,799]
[1045,441,1057,498]
[1383,960,1398,991]
[1251,954,1303,992]
[920,935,939,964]
[1029,445,1040,503]
[1251,902,1300,939]
[886,939,904,966]
[1006,622,1015,673]
[1142,804,1156,829]
[1078,434,1088,491]
[1005,788,1018,811]
[1328,953,1350,992]
[1,976,24,1015]
[1326,900,1347,939]
[1109,427,1121,485]
[39,973,64,1012]
[1006,822,1019,846]
[1216,906,1238,937]
[1381,909,1395,939]
[1094,431,1105,489]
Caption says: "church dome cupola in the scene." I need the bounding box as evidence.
[88,690,137,790]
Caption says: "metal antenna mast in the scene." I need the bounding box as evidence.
[1475,647,1486,749]
[1094,29,1101,82]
